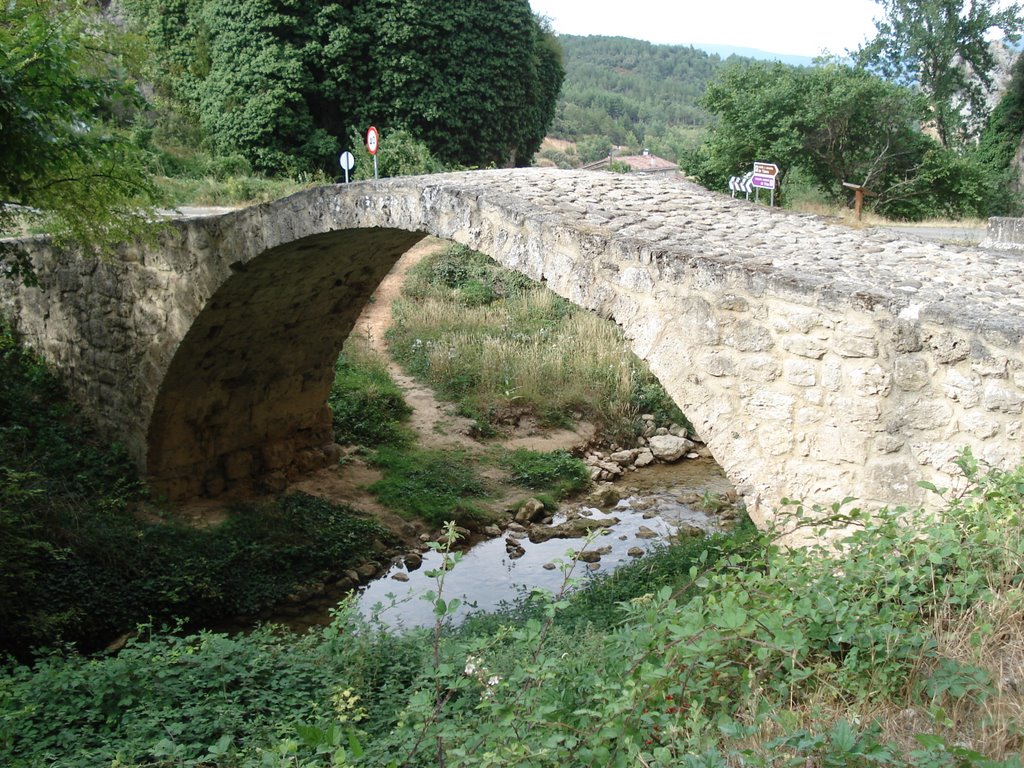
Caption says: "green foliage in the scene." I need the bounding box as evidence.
[693,58,1006,219]
[328,348,413,449]
[630,365,693,434]
[857,0,1024,147]
[502,448,590,497]
[349,127,444,181]
[975,53,1024,215]
[390,243,681,442]
[123,0,563,173]
[0,324,387,658]
[402,243,534,304]
[7,460,1023,765]
[367,447,489,526]
[0,0,163,269]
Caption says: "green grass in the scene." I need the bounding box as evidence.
[502,448,590,498]
[387,243,685,443]
[328,341,413,449]
[367,447,490,526]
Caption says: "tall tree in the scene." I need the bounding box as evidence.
[858,0,1024,147]
[0,0,161,280]
[122,0,564,173]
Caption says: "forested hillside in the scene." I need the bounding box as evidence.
[548,35,734,163]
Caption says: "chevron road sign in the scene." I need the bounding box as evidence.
[728,172,754,196]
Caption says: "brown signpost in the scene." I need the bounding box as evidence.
[842,181,877,220]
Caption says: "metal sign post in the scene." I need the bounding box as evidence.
[366,125,379,180]
[751,161,780,207]
[339,151,354,183]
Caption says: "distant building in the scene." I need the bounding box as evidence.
[582,148,679,177]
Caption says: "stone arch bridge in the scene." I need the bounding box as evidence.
[3,168,1024,525]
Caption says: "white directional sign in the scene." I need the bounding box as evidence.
[728,172,754,194]
[751,161,779,190]
[339,150,355,183]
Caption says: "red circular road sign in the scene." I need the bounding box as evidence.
[366,125,379,155]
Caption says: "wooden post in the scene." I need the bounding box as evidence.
[842,181,877,221]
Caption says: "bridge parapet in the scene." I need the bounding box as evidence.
[2,169,1023,522]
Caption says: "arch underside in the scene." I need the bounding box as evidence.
[146,227,424,499]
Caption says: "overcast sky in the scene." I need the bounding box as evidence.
[527,0,882,58]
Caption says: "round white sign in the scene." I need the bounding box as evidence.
[339,151,355,170]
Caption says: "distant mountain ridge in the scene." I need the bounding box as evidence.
[689,44,815,67]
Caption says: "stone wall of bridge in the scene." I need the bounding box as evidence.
[2,168,1023,523]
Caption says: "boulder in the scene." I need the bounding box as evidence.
[609,449,637,466]
[587,484,622,508]
[648,434,696,462]
[514,498,547,524]
[633,448,656,468]
[528,516,619,544]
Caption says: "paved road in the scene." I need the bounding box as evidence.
[875,224,987,246]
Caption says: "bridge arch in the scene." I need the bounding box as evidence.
[4,169,1023,524]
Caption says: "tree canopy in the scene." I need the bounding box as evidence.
[0,0,161,276]
[858,0,1024,147]
[691,59,1000,220]
[123,0,564,173]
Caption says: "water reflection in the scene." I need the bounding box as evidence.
[357,459,734,629]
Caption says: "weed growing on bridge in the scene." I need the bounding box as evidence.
[387,243,687,443]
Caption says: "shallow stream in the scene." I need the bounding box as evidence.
[284,459,736,633]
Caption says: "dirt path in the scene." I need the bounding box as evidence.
[352,237,482,450]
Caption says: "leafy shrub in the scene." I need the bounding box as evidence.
[367,447,489,526]
[0,325,388,658]
[4,461,1024,765]
[328,348,412,449]
[503,448,590,497]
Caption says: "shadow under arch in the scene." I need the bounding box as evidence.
[146,227,425,499]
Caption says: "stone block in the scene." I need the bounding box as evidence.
[944,368,981,407]
[741,355,781,383]
[927,332,970,364]
[224,450,254,481]
[903,400,954,432]
[756,423,793,457]
[850,365,892,397]
[893,356,929,391]
[783,359,817,387]
[982,382,1024,414]
[960,412,1000,439]
[836,337,878,359]
[726,321,774,352]
[748,390,796,422]
[782,335,829,360]
[701,351,736,377]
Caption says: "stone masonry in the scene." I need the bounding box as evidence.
[2,168,1023,526]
